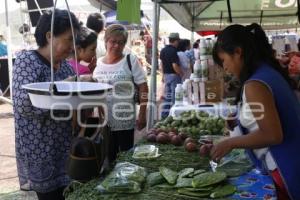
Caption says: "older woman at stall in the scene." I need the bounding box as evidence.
[93,24,148,163]
[12,9,80,200]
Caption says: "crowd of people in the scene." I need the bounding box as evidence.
[10,6,300,200]
[159,33,206,117]
[12,9,148,200]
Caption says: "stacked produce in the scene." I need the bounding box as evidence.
[153,111,225,138]
[146,166,236,198]
[147,111,225,153]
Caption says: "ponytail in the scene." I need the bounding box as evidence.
[213,23,294,103]
[245,23,293,89]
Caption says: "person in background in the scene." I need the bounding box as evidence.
[185,39,195,66]
[93,24,148,163]
[86,12,106,58]
[68,27,98,75]
[0,34,8,57]
[192,42,200,61]
[143,29,152,65]
[209,23,300,199]
[12,9,80,200]
[177,39,192,81]
[160,32,182,118]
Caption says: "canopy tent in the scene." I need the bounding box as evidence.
[88,0,116,11]
[159,0,300,32]
[147,0,300,128]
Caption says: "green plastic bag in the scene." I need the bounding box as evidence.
[98,162,147,194]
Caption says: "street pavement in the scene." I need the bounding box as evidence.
[0,103,37,200]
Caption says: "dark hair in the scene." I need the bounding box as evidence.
[169,38,179,43]
[34,9,80,47]
[177,39,190,52]
[184,39,191,48]
[75,27,98,48]
[86,13,105,34]
[193,42,199,49]
[19,23,30,34]
[212,23,292,102]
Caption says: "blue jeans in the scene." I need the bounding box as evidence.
[161,74,182,118]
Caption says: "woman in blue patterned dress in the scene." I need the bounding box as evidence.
[12,9,79,200]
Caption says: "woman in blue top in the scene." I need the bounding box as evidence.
[210,23,300,199]
[12,9,79,200]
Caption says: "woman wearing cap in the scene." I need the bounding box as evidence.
[93,24,148,163]
[12,9,80,200]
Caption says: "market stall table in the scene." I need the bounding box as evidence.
[65,143,276,200]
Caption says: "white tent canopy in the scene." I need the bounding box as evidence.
[158,0,299,31]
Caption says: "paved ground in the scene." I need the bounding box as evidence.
[0,103,38,199]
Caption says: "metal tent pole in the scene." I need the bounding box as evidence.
[191,2,195,43]
[146,0,160,130]
[297,0,300,23]
[3,0,13,104]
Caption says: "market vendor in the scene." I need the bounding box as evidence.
[209,23,300,199]
[93,24,148,163]
[12,9,80,200]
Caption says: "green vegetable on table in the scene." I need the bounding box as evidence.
[183,186,214,192]
[175,177,193,188]
[192,169,206,177]
[177,188,211,197]
[192,172,227,188]
[146,172,166,187]
[210,184,237,198]
[178,168,194,178]
[159,166,178,185]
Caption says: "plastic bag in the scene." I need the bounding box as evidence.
[216,149,253,177]
[96,162,147,194]
[132,145,161,159]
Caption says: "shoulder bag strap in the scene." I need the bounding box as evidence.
[126,54,135,83]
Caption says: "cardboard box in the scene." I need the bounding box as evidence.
[192,81,200,104]
[204,80,224,103]
[208,64,225,80]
